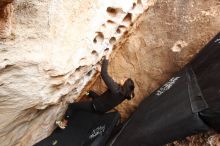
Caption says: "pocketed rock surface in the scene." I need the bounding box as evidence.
[0,0,154,145]
[0,0,219,146]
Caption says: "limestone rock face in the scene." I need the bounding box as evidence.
[0,0,154,145]
[0,1,13,38]
[0,0,220,146]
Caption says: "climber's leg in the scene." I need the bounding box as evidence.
[56,101,95,129]
[65,101,95,119]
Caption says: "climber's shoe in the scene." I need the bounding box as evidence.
[130,92,135,99]
[126,92,135,100]
[52,140,58,145]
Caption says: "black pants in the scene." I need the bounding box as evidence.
[65,101,95,119]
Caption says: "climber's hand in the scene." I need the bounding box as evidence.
[101,56,109,68]
[85,91,90,96]
[95,63,101,72]
[102,56,108,63]
[95,56,108,72]
[101,56,106,61]
[56,119,68,129]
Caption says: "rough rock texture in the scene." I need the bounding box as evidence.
[0,0,154,146]
[89,0,220,145]
[0,0,220,146]
[0,1,13,38]
[166,132,220,146]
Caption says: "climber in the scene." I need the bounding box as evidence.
[56,57,135,129]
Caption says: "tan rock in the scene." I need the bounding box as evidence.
[208,134,220,146]
[0,0,154,145]
[0,0,219,145]
[0,2,13,38]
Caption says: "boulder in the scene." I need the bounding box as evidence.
[0,0,220,145]
[0,0,154,145]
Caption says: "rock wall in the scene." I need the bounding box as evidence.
[0,0,155,146]
[0,1,13,38]
[0,0,219,146]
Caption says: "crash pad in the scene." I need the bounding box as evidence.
[35,111,120,146]
[109,32,220,146]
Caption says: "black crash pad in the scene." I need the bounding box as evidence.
[35,111,120,146]
[109,32,220,146]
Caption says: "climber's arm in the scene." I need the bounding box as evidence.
[101,58,120,93]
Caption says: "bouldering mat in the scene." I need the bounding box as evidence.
[109,32,220,146]
[35,111,120,146]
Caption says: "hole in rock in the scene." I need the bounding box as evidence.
[107,20,116,25]
[106,7,117,16]
[79,57,87,66]
[135,0,144,12]
[75,66,82,72]
[116,28,121,34]
[80,58,85,61]
[75,66,87,74]
[123,13,132,24]
[124,30,128,35]
[116,25,127,34]
[106,7,123,17]
[137,0,143,5]
[91,50,98,57]
[106,20,118,28]
[87,70,93,76]
[104,48,110,54]
[104,48,109,52]
[132,3,136,9]
[101,23,106,29]
[177,44,182,48]
[109,37,116,45]
[93,32,104,43]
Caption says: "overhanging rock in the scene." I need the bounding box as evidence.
[0,0,155,146]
